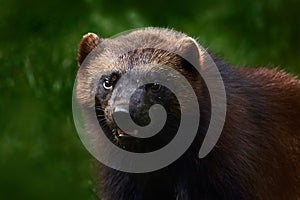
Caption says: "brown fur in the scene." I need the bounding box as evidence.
[78,33,101,65]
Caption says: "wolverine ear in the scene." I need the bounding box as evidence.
[77,33,102,66]
[176,37,201,70]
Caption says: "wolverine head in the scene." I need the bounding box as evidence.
[75,28,205,152]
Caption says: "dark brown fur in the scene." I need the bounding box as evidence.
[78,33,101,65]
[76,27,300,200]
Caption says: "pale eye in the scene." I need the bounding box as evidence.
[103,79,113,90]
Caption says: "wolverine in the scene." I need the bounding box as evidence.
[75,27,300,200]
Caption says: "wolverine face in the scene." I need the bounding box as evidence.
[76,28,203,153]
[74,28,226,172]
[94,49,183,152]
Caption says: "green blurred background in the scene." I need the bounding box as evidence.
[0,0,299,199]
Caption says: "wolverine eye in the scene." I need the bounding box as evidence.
[102,73,119,90]
[150,83,161,93]
[103,79,113,90]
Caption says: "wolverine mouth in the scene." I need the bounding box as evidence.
[114,128,130,138]
[95,98,179,152]
[113,128,139,139]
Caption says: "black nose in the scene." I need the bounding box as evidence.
[113,107,130,119]
[113,107,133,139]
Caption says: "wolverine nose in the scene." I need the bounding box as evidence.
[113,106,129,116]
[113,106,130,127]
[113,106,133,138]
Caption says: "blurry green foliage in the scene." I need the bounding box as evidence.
[0,0,299,199]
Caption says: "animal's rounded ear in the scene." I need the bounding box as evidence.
[176,37,201,69]
[77,33,102,66]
